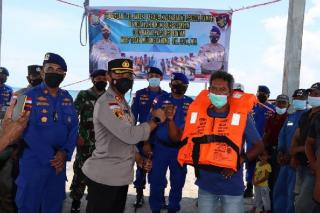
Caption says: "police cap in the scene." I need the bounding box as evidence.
[148,67,163,76]
[90,69,107,78]
[108,59,133,74]
[171,72,189,85]
[28,65,42,76]
[0,67,9,76]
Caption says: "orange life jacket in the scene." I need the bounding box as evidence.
[177,90,256,176]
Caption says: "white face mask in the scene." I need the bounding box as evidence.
[275,106,287,115]
[308,96,320,108]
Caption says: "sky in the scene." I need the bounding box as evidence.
[1,0,319,98]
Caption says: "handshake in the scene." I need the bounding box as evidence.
[151,104,177,123]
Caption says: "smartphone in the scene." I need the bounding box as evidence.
[12,95,27,121]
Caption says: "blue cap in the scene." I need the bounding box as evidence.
[258,85,270,94]
[171,72,189,85]
[43,52,67,71]
[148,67,163,76]
[0,67,9,76]
[90,69,107,78]
[210,26,221,35]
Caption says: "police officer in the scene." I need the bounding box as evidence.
[90,24,121,70]
[244,85,275,197]
[15,52,79,213]
[0,67,13,120]
[69,69,107,213]
[145,72,193,213]
[273,89,307,213]
[15,65,43,95]
[131,66,167,208]
[198,25,227,74]
[82,58,166,213]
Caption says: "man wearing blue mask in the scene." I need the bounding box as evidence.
[295,82,320,213]
[131,66,168,208]
[146,72,193,213]
[177,71,264,213]
[273,89,307,213]
[292,82,320,213]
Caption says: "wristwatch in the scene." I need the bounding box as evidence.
[152,116,161,124]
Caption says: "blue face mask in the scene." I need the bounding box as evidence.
[208,93,228,109]
[275,106,287,115]
[148,78,160,87]
[292,99,307,110]
[308,96,320,108]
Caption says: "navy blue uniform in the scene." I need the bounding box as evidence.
[15,83,78,213]
[131,87,167,189]
[273,110,305,213]
[148,93,193,212]
[0,84,13,117]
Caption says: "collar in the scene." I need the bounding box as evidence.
[207,107,228,118]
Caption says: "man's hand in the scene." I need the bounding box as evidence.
[290,156,300,169]
[142,158,152,172]
[309,160,317,175]
[221,168,235,179]
[152,108,166,123]
[164,104,177,121]
[50,150,66,174]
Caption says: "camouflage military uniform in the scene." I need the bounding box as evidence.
[69,88,100,201]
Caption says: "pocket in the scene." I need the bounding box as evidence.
[62,108,77,127]
[35,107,53,126]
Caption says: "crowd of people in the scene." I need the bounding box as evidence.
[0,53,319,213]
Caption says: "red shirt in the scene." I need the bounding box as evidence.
[264,112,288,147]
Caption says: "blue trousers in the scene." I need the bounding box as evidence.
[15,165,66,213]
[273,165,296,213]
[148,144,187,212]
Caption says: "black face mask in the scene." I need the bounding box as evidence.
[210,36,219,44]
[0,77,7,84]
[94,81,107,91]
[29,78,42,87]
[44,73,64,88]
[112,78,133,94]
[257,94,268,103]
[171,84,187,95]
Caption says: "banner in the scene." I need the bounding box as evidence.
[88,7,232,82]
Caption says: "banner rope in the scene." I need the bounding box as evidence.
[61,78,90,88]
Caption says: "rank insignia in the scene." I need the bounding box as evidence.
[113,108,125,120]
[41,116,48,123]
[37,96,47,101]
[115,96,122,102]
[41,109,48,113]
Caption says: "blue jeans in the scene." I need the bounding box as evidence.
[197,188,244,213]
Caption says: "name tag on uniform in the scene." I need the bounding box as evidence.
[231,113,240,126]
[190,112,198,124]
[287,122,294,126]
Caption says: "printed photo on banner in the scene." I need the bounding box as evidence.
[88,7,232,82]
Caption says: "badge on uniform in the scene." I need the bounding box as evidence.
[109,102,125,120]
[41,109,48,114]
[37,96,47,101]
[41,116,48,123]
[67,116,72,123]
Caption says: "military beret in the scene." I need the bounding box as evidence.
[306,82,320,92]
[43,52,67,71]
[0,67,9,76]
[171,72,189,85]
[148,67,163,76]
[28,65,42,76]
[292,89,307,98]
[210,26,221,35]
[108,59,133,74]
[276,94,289,103]
[90,69,107,78]
[258,85,270,94]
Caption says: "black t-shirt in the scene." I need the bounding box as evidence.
[296,110,319,165]
[309,113,320,154]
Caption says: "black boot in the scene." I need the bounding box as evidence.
[244,182,253,198]
[152,211,160,213]
[161,195,168,209]
[70,200,81,213]
[133,188,144,208]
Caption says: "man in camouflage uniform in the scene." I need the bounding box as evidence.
[69,69,107,213]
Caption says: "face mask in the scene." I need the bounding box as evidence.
[171,84,187,95]
[44,73,64,88]
[292,100,307,110]
[0,77,6,84]
[112,78,133,94]
[94,81,107,91]
[275,106,287,115]
[29,78,42,87]
[210,36,219,43]
[148,78,160,87]
[308,96,320,108]
[209,93,228,109]
[257,94,268,103]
